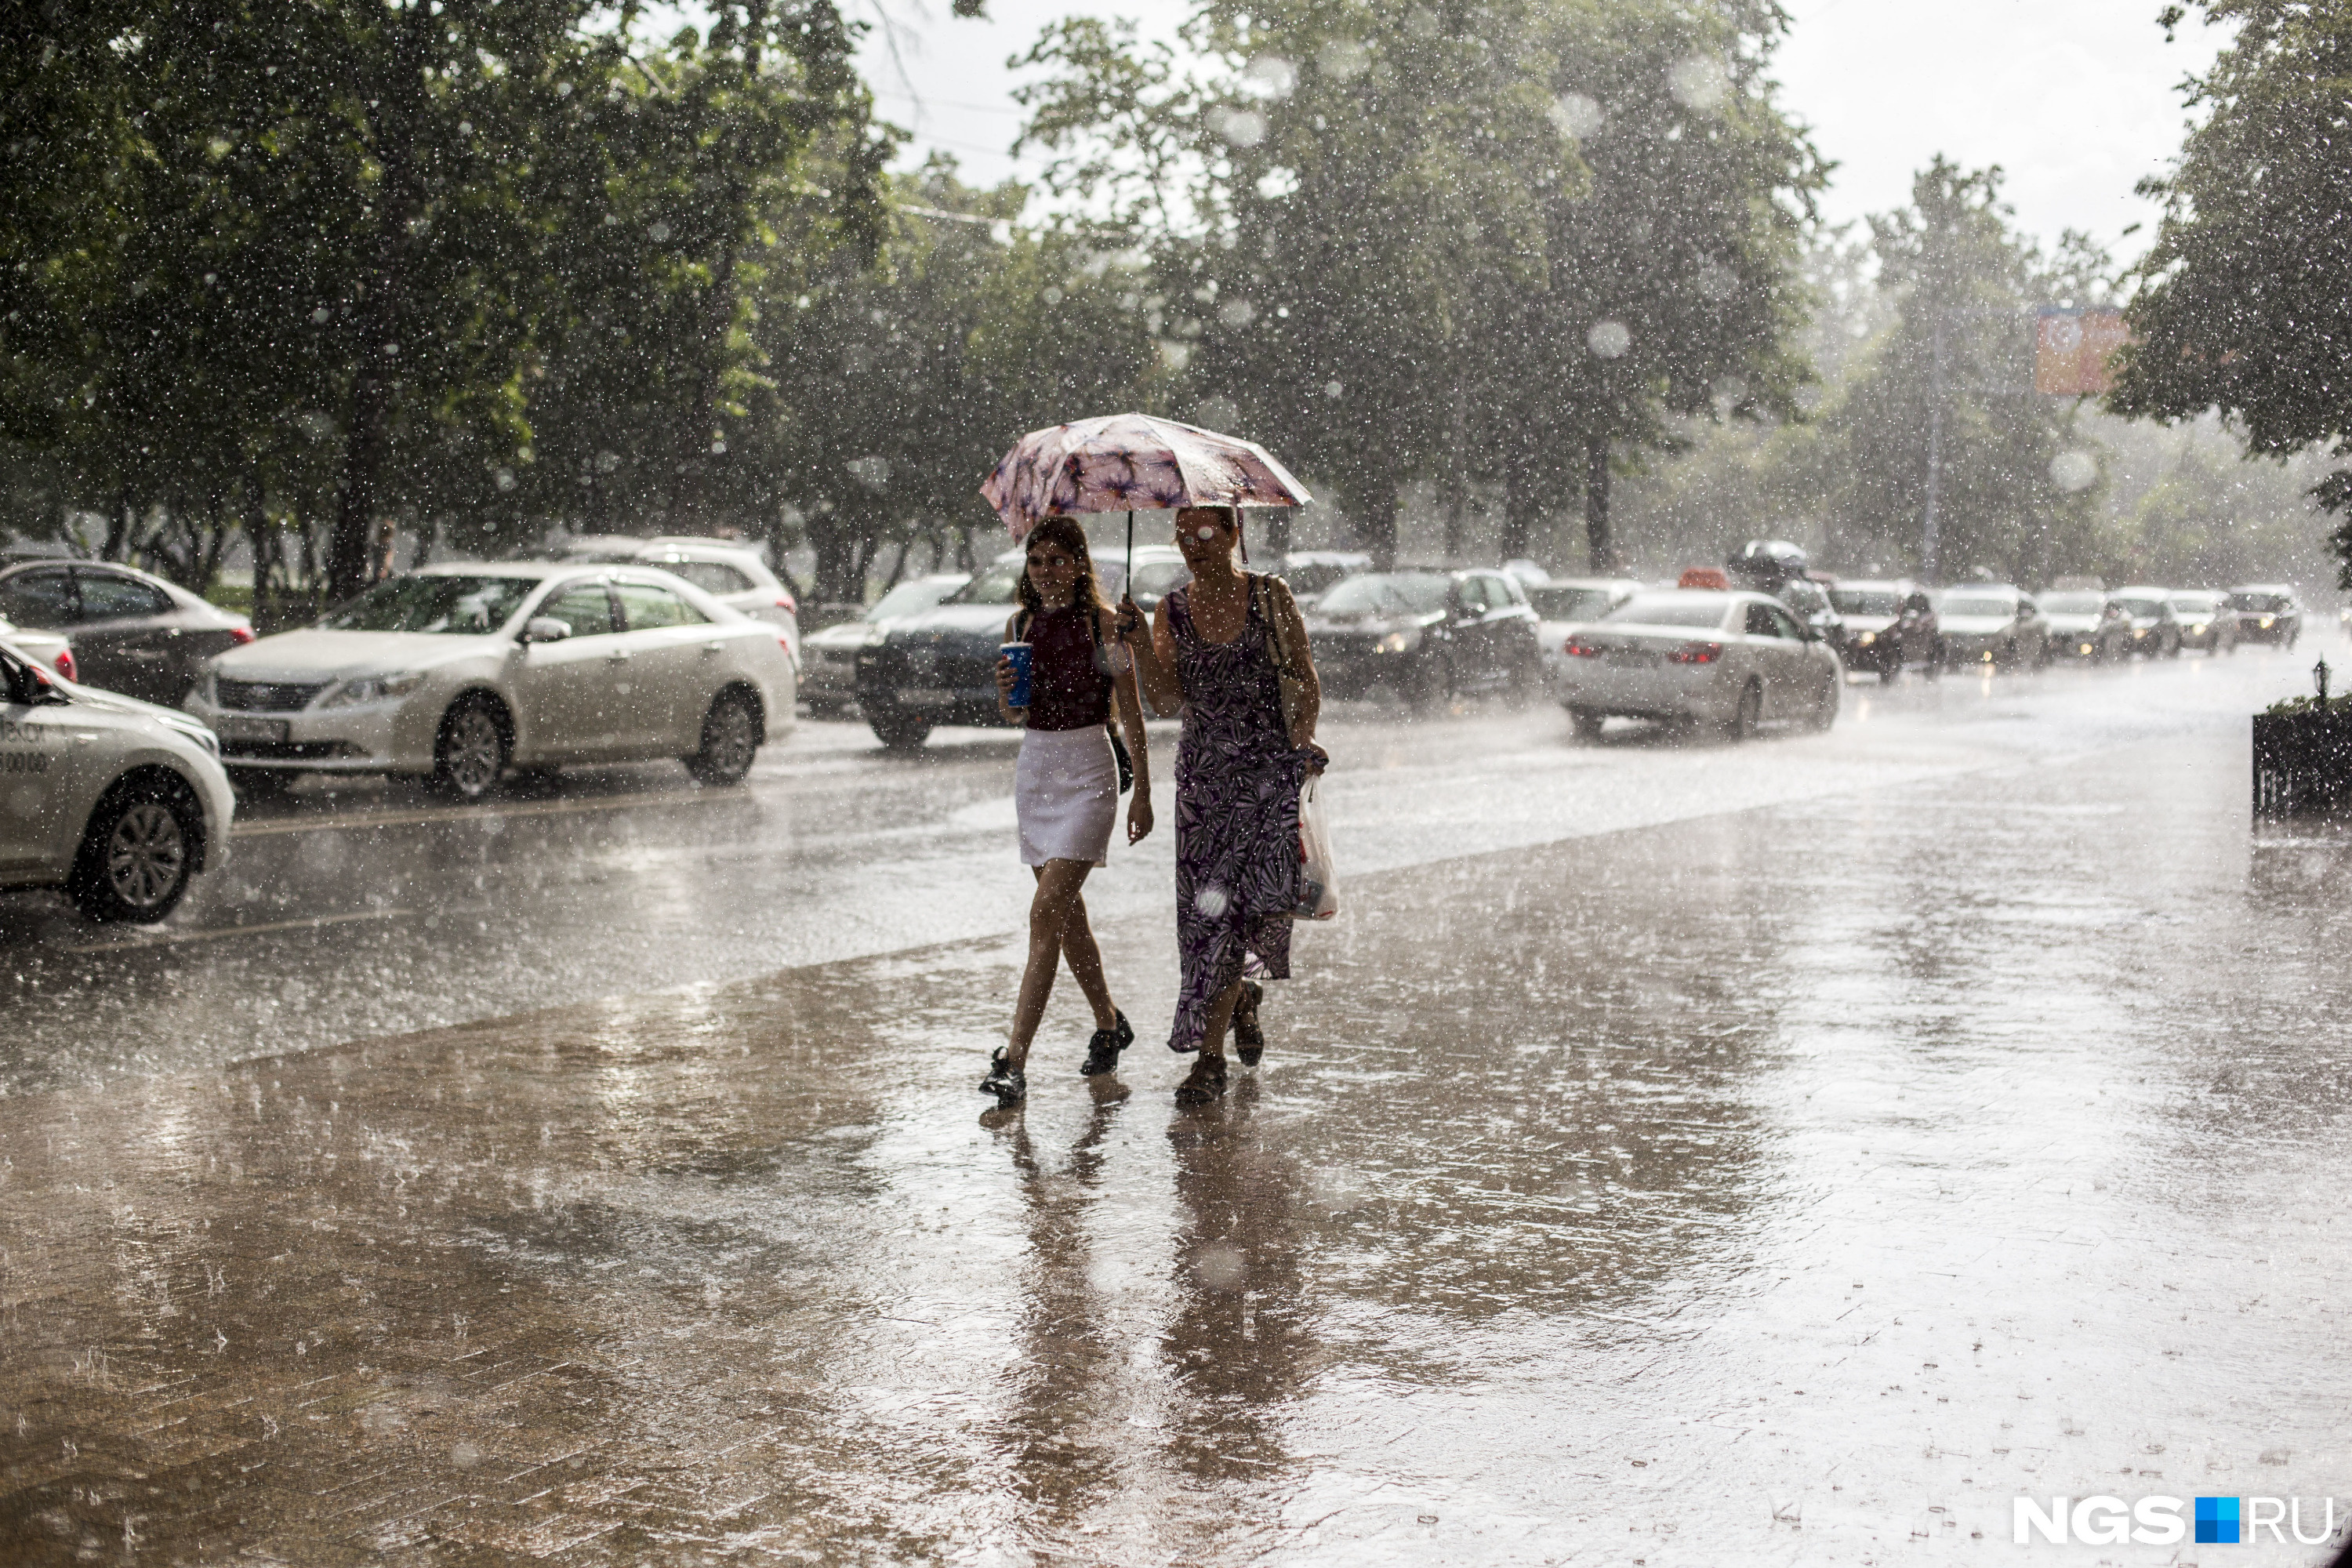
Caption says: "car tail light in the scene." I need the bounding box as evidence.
[778,632,792,650]
[1666,641,1722,665]
[229,626,256,645]
[775,594,797,615]
[53,649,76,682]
[1563,633,1603,659]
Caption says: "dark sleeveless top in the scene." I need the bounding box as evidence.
[1023,605,1111,732]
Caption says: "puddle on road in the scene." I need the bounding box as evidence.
[3,736,2350,1564]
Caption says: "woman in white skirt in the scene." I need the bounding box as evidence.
[980,517,1154,1108]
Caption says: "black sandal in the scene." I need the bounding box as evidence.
[1174,1054,1228,1107]
[1232,982,1265,1066]
[978,1049,1026,1108]
[1080,1010,1134,1077]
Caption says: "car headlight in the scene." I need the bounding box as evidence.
[2260,615,2277,628]
[167,720,220,757]
[1376,630,1418,654]
[2190,622,2207,634]
[321,671,426,708]
[1855,630,1875,646]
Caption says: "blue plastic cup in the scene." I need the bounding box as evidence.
[1001,642,1033,707]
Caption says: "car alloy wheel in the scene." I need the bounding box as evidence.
[436,700,506,798]
[1725,680,1762,742]
[688,690,760,785]
[107,800,187,915]
[72,784,198,924]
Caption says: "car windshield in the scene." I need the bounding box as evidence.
[866,579,958,621]
[2041,593,2104,614]
[951,558,1025,605]
[321,575,535,634]
[1284,562,1359,596]
[1603,595,1730,630]
[2170,594,2216,612]
[1940,597,2014,618]
[1527,586,1618,620]
[2230,592,2291,612]
[1318,572,1452,615]
[1828,589,1901,615]
[2114,597,2163,617]
[1129,561,1193,601]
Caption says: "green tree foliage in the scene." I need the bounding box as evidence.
[752,162,1167,601]
[0,0,877,606]
[1805,160,2109,583]
[1015,0,1822,567]
[2107,0,2352,586]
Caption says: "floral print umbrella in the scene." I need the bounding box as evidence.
[981,412,1312,539]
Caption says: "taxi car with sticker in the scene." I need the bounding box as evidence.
[0,634,234,923]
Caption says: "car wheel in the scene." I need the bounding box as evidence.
[868,704,934,750]
[1722,680,1762,743]
[1403,655,1451,714]
[71,780,198,924]
[1568,707,1606,741]
[433,695,509,800]
[1503,648,1540,710]
[1808,677,1839,731]
[686,688,761,785]
[227,766,294,801]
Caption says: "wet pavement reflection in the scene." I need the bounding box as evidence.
[3,651,2350,1563]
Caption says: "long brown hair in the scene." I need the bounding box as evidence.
[1016,516,1108,622]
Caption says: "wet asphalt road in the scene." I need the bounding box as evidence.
[4,646,2352,1566]
[0,647,2321,1094]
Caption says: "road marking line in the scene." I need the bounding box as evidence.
[230,786,746,839]
[67,908,413,954]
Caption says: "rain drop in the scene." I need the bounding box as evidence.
[1240,55,1297,101]
[1668,55,1729,112]
[1548,92,1603,140]
[1193,884,1230,917]
[2049,449,2099,492]
[1316,38,1369,82]
[1586,319,1631,358]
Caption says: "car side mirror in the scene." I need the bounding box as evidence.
[29,666,68,705]
[519,617,571,645]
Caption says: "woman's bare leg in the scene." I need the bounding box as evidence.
[1058,891,1119,1032]
[1197,977,1245,1062]
[1006,858,1096,1071]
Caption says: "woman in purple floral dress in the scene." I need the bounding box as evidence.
[1124,506,1326,1105]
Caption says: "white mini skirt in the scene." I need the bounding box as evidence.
[1017,724,1119,867]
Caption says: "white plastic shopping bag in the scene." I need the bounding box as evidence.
[1294,776,1339,920]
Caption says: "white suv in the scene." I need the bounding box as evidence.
[1,636,234,922]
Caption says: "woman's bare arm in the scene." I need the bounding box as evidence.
[993,611,1025,724]
[1102,607,1155,843]
[1131,597,1185,717]
[1269,579,1322,749]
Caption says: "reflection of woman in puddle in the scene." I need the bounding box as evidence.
[988,1083,1132,1514]
[1161,1082,1310,1473]
[980,518,1155,1109]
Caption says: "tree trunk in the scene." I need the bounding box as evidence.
[1352,478,1399,568]
[1500,448,1538,564]
[1583,434,1614,574]
[328,9,430,603]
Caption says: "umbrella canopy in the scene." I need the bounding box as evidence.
[980,413,1312,539]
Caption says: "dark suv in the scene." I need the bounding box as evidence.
[2228,585,2303,648]
[1303,566,1543,710]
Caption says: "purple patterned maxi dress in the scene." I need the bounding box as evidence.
[1167,578,1312,1053]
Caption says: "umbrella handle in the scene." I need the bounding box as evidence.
[1126,510,1134,587]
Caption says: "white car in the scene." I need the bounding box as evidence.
[800,572,968,716]
[1526,577,1643,682]
[183,563,796,799]
[557,536,801,666]
[1556,588,1841,741]
[0,616,76,683]
[2,635,234,923]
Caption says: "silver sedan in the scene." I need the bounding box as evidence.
[1555,589,1842,741]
